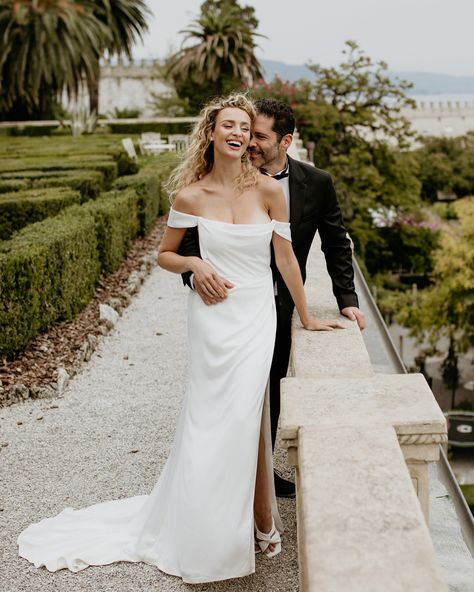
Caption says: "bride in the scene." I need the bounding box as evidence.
[18,93,343,584]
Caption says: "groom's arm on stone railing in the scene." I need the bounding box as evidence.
[178,227,201,288]
[318,174,359,311]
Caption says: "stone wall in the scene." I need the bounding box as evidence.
[402,101,474,136]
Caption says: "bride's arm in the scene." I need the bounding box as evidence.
[158,193,229,299]
[266,182,345,331]
[158,227,229,300]
[158,226,200,274]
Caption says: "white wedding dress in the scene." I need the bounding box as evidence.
[18,209,290,583]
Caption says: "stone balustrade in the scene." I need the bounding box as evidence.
[280,237,448,591]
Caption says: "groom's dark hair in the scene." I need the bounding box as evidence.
[254,99,295,141]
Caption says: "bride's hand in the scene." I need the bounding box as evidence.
[302,318,346,331]
[191,258,234,303]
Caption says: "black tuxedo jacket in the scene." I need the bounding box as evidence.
[179,156,358,312]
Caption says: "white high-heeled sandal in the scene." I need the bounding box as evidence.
[255,518,281,558]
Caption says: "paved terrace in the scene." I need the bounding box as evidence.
[0,261,298,592]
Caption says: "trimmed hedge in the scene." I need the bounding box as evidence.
[0,210,100,357]
[0,153,114,170]
[31,170,104,200]
[0,151,137,176]
[0,170,72,179]
[0,158,118,188]
[80,190,140,273]
[116,152,139,176]
[0,179,28,194]
[113,153,178,232]
[113,170,159,235]
[0,124,59,137]
[0,188,82,240]
[107,121,195,135]
[0,169,105,200]
[0,151,178,358]
[0,137,124,159]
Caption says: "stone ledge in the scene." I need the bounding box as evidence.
[297,424,448,592]
[281,373,447,525]
[290,317,374,378]
[280,374,446,442]
[289,236,373,379]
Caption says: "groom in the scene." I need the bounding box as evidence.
[180,98,364,497]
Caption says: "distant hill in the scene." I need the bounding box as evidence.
[260,59,474,95]
[261,59,315,82]
[390,71,474,95]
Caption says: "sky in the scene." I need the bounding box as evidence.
[133,0,474,76]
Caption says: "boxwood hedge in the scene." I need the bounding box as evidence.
[113,153,178,230]
[80,190,140,274]
[31,170,104,200]
[0,210,100,357]
[0,188,82,240]
[0,169,105,200]
[0,151,178,358]
[0,179,29,194]
[0,158,118,188]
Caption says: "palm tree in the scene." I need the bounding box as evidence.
[0,0,108,120]
[78,0,150,114]
[167,0,264,103]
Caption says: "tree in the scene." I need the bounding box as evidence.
[397,197,474,393]
[285,42,422,262]
[417,133,474,201]
[166,0,264,113]
[0,0,107,120]
[300,41,416,162]
[250,76,312,108]
[78,0,150,114]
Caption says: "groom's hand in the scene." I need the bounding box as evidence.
[340,306,366,330]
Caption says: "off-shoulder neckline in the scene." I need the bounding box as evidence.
[170,208,288,227]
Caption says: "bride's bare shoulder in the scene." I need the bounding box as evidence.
[172,184,202,214]
[256,174,286,207]
[257,174,282,196]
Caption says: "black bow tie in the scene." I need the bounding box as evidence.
[261,169,289,181]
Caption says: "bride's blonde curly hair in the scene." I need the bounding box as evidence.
[166,93,259,202]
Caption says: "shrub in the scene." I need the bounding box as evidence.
[113,153,178,233]
[0,209,100,358]
[107,121,195,135]
[0,138,123,160]
[0,158,118,188]
[0,124,59,137]
[0,170,70,179]
[110,107,142,119]
[0,169,105,200]
[31,170,104,200]
[0,148,179,358]
[0,179,28,194]
[116,152,139,176]
[0,188,82,240]
[113,169,159,235]
[80,190,140,273]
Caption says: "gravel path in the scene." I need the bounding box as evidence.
[0,264,298,592]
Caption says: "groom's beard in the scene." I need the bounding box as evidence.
[248,145,283,171]
[248,148,265,170]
